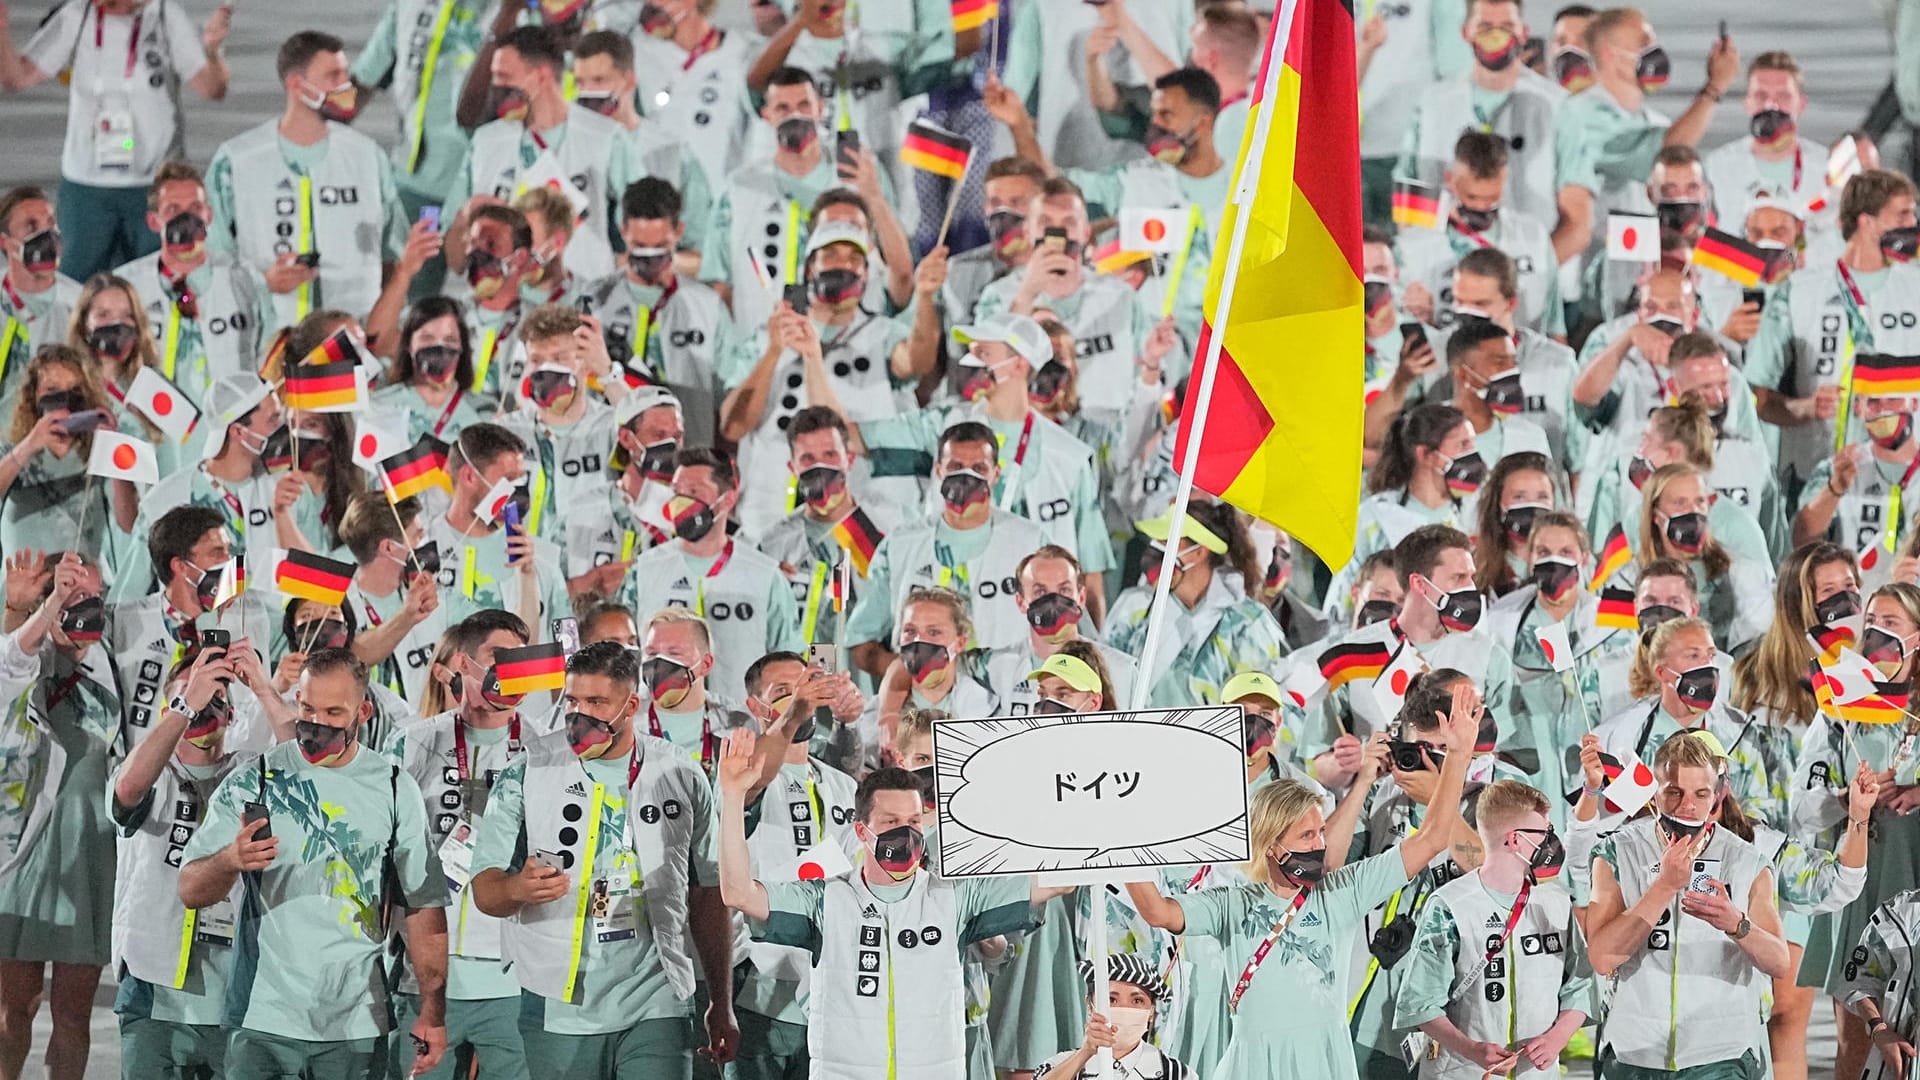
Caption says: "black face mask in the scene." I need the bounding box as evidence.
[1143,122,1194,165]
[163,211,208,252]
[668,498,717,542]
[1501,503,1545,544]
[259,424,293,469]
[488,85,529,122]
[1656,200,1705,239]
[1637,604,1685,641]
[627,249,672,284]
[1531,556,1580,601]
[1245,714,1276,755]
[88,322,139,361]
[1881,226,1920,263]
[1525,828,1566,882]
[1033,697,1076,715]
[412,344,460,382]
[479,665,521,710]
[1356,598,1400,627]
[1863,626,1909,675]
[1028,360,1071,404]
[898,640,952,683]
[810,267,863,307]
[193,564,222,608]
[1455,204,1499,233]
[35,389,80,416]
[986,209,1026,250]
[1661,511,1707,555]
[1272,847,1327,887]
[776,116,819,153]
[939,470,992,514]
[1628,455,1655,490]
[294,433,331,468]
[870,824,925,876]
[1482,370,1524,415]
[413,542,442,577]
[575,91,620,116]
[1551,46,1593,90]
[1748,108,1795,146]
[1672,664,1718,711]
[1025,592,1082,638]
[637,440,678,482]
[1814,589,1863,627]
[1442,450,1487,497]
[1430,585,1483,633]
[1635,44,1671,91]
[297,618,350,650]
[1646,315,1687,338]
[295,720,355,764]
[1364,279,1394,318]
[795,464,847,508]
[18,227,59,273]
[1658,811,1711,842]
[59,596,105,644]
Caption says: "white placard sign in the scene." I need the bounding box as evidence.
[931,705,1252,879]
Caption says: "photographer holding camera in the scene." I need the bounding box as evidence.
[1345,669,1530,1078]
[1585,730,1791,1080]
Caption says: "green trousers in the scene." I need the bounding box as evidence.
[225,1029,379,1080]
[731,1008,808,1080]
[389,991,529,1080]
[119,1014,226,1079]
[517,995,694,1080]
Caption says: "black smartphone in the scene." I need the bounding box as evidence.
[1742,287,1766,310]
[293,251,321,269]
[835,128,861,176]
[1040,226,1070,251]
[55,409,109,434]
[201,628,231,654]
[242,801,273,842]
[783,282,811,315]
[413,542,442,577]
[1399,320,1429,352]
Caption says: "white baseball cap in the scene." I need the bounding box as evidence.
[200,373,275,462]
[951,312,1053,367]
[613,383,684,429]
[804,221,871,260]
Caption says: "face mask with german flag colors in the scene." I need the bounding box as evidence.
[1470,27,1519,71]
[666,494,717,542]
[642,655,696,708]
[899,640,952,686]
[1866,411,1913,450]
[184,694,231,749]
[1024,593,1081,642]
[566,711,617,758]
[295,719,356,765]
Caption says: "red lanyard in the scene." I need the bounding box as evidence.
[46,670,86,711]
[105,378,126,403]
[1790,145,1803,193]
[1838,259,1869,311]
[431,387,465,437]
[703,540,735,584]
[1007,412,1035,469]
[1450,211,1494,249]
[452,716,522,782]
[528,129,549,152]
[2,277,26,312]
[682,26,721,71]
[1480,881,1532,964]
[1186,865,1212,890]
[160,259,198,318]
[1228,886,1311,1012]
[209,478,246,534]
[647,703,716,769]
[95,6,143,80]
[628,739,644,788]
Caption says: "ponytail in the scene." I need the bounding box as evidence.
[1369,403,1466,495]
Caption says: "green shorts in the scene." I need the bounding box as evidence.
[517,994,694,1080]
[118,1014,226,1080]
[390,991,529,1080]
[225,1029,380,1080]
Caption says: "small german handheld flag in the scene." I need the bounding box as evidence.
[901,118,972,180]
[831,507,883,577]
[1587,524,1631,592]
[1690,228,1768,287]
[275,549,355,606]
[285,333,361,411]
[1811,661,1910,723]
[1809,620,1857,665]
[950,0,996,31]
[1595,585,1637,630]
[1390,179,1439,230]
[1092,238,1152,276]
[1317,638,1393,691]
[496,641,567,696]
[1850,353,1920,395]
[380,439,453,503]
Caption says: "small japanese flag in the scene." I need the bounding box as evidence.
[1535,619,1574,673]
[350,411,412,474]
[515,154,590,220]
[1282,660,1327,713]
[1602,750,1660,817]
[1118,208,1186,254]
[1857,530,1885,574]
[1822,646,1884,705]
[478,476,517,525]
[791,840,854,882]
[87,430,159,484]
[126,366,198,444]
[1370,643,1427,719]
[1828,135,1862,190]
[1608,213,1659,263]
[211,557,244,611]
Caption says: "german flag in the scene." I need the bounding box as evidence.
[1595,585,1637,630]
[831,507,883,577]
[1172,0,1366,567]
[380,440,452,503]
[1390,178,1439,230]
[1690,228,1768,287]
[1317,638,1393,691]
[1809,620,1857,665]
[1851,353,1920,395]
[901,118,972,180]
[275,549,354,606]
[284,358,360,411]
[496,641,567,696]
[950,0,996,32]
[1812,662,1910,723]
[1587,524,1631,592]
[1092,238,1152,275]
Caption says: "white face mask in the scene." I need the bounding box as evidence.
[1107,1006,1151,1049]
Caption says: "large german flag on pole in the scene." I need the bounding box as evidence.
[1171,0,1363,567]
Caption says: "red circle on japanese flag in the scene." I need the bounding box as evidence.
[1631,762,1654,786]
[1390,669,1411,695]
[111,444,136,470]
[797,861,825,881]
[1288,690,1305,707]
[359,434,377,458]
[1621,227,1640,251]
[151,392,173,417]
[1143,218,1166,243]
[488,494,510,519]
[1541,639,1557,664]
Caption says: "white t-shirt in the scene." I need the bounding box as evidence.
[24,0,205,187]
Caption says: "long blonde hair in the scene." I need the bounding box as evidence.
[8,345,114,452]
[1630,616,1713,699]
[1869,582,1920,693]
[1243,779,1325,885]
[66,273,161,388]
[1646,399,1715,468]
[1732,542,1855,724]
[1637,463,1730,579]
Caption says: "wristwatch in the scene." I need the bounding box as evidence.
[165,695,199,724]
[1728,915,1752,941]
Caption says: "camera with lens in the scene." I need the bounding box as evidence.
[1387,740,1444,773]
[1369,916,1416,967]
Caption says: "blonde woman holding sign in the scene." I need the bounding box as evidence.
[1125,680,1481,1080]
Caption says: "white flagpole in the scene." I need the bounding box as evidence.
[1125,0,1299,715]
